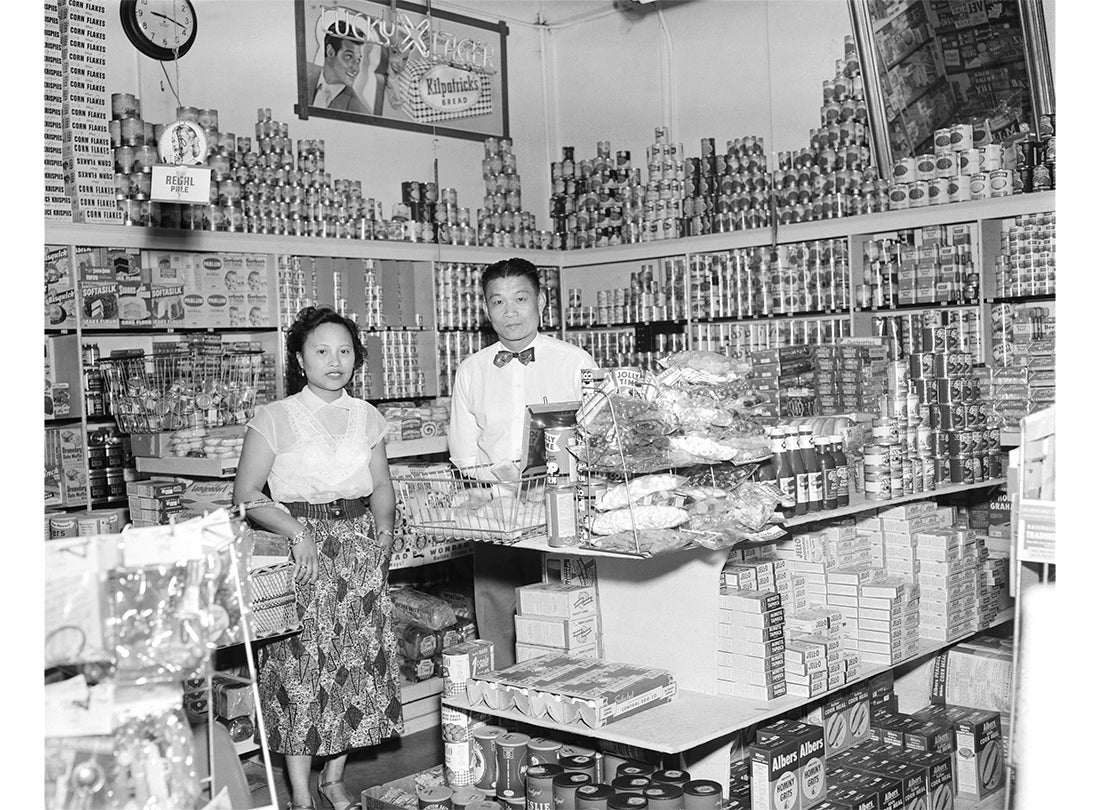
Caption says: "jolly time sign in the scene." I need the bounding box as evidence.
[151,165,212,204]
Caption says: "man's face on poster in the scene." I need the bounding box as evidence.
[325,38,363,89]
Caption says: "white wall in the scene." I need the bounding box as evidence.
[104,0,551,222]
[97,0,1052,229]
[544,0,853,161]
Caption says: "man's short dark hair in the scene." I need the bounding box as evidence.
[481,257,541,298]
[324,32,362,56]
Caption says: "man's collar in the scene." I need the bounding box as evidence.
[493,333,543,354]
[299,386,352,412]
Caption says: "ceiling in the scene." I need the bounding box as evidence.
[439,0,674,28]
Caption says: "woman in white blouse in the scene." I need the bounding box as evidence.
[234,306,400,810]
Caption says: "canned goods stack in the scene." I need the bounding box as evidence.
[889,122,1018,209]
[683,135,772,236]
[986,302,1055,429]
[1010,113,1055,193]
[693,318,849,364]
[548,140,643,250]
[751,345,816,419]
[775,35,885,224]
[438,332,491,397]
[83,420,131,504]
[394,180,442,245]
[479,137,553,250]
[862,328,998,502]
[993,211,1056,298]
[277,255,316,327]
[58,8,121,225]
[856,224,978,309]
[875,307,983,365]
[565,259,686,327]
[565,330,683,373]
[988,301,1054,368]
[355,330,427,400]
[812,341,889,417]
[691,238,850,320]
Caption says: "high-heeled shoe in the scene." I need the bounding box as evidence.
[318,779,362,810]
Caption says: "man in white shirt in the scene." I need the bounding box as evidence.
[449,258,596,666]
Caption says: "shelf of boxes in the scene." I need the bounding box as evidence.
[135,454,240,479]
[442,609,1011,756]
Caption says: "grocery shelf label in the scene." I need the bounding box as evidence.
[151,164,211,204]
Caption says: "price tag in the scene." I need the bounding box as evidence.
[151,164,212,204]
[122,520,205,568]
[44,679,115,738]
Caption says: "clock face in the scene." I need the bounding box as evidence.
[121,0,198,60]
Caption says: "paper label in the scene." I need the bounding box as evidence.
[151,164,212,203]
[44,679,115,738]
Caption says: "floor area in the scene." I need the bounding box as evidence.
[244,728,444,809]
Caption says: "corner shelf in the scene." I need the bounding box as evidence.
[443,611,1012,755]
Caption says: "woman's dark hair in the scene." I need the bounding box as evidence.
[285,306,366,395]
[480,257,541,298]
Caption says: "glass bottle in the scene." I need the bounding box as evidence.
[831,435,850,507]
[784,425,808,515]
[771,428,796,518]
[798,426,823,512]
[816,436,838,510]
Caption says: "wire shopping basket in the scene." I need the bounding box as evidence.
[98,344,264,433]
[392,465,548,545]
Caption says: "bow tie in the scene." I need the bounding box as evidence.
[494,347,535,367]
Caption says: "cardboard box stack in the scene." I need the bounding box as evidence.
[716,585,787,702]
[859,224,977,310]
[126,477,187,527]
[45,425,90,508]
[59,0,121,224]
[514,582,599,662]
[855,575,920,669]
[750,345,816,418]
[813,339,889,416]
[45,1,69,222]
[915,525,979,643]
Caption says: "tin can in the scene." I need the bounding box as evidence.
[928,177,950,205]
[891,157,916,184]
[528,737,563,767]
[989,169,1011,197]
[950,123,974,151]
[908,180,929,207]
[915,153,936,181]
[576,784,615,810]
[471,726,506,791]
[418,786,453,810]
[888,184,910,210]
[553,773,594,810]
[496,732,532,801]
[680,781,722,810]
[527,764,565,810]
[969,173,990,200]
[641,786,682,810]
[933,128,953,153]
[559,755,599,781]
[979,144,1003,172]
[611,776,652,795]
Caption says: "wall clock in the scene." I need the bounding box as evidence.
[120,0,198,61]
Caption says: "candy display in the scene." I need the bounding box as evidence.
[97,339,265,434]
[45,689,201,810]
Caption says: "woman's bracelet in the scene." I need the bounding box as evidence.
[377,528,394,538]
[288,528,310,547]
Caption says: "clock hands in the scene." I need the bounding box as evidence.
[149,11,187,29]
